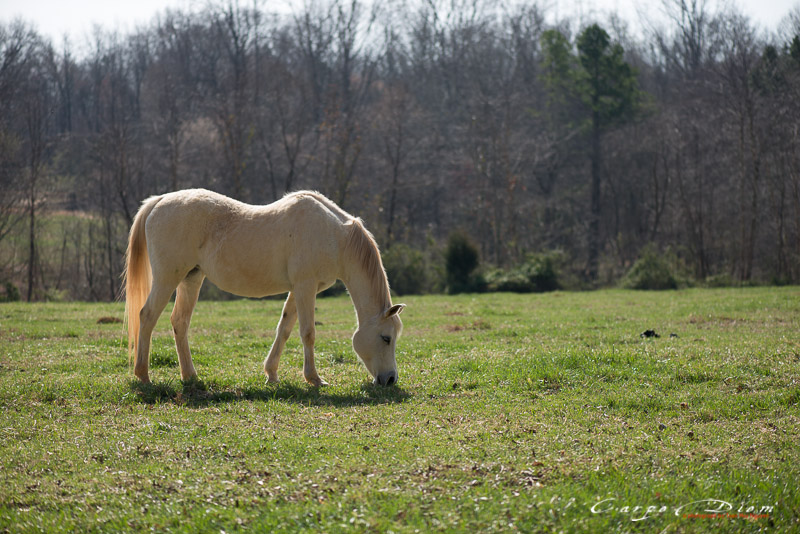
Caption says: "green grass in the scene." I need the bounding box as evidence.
[0,288,799,532]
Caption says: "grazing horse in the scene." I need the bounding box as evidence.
[123,189,405,387]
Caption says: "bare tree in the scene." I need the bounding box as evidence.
[0,22,35,252]
[19,33,55,300]
[715,11,763,280]
[372,81,424,247]
[256,28,316,200]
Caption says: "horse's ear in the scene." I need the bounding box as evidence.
[384,304,406,318]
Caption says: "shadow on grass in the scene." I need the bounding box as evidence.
[129,377,410,408]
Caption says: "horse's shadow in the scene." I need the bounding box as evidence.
[129,377,411,408]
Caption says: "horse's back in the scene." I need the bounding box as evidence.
[142,189,352,297]
[283,190,354,223]
[145,189,245,257]
[147,188,349,223]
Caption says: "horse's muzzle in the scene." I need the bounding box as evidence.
[375,370,398,387]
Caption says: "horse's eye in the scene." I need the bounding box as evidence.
[381,335,391,345]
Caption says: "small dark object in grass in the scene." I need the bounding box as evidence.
[658,423,667,430]
[670,333,679,338]
[640,329,660,338]
[97,316,122,324]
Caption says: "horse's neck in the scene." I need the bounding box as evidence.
[342,267,387,326]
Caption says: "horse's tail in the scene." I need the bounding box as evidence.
[123,195,162,363]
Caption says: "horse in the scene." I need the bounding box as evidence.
[123,189,405,387]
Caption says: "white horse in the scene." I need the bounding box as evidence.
[123,189,405,387]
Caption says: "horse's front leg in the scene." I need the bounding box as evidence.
[264,292,297,382]
[294,283,328,387]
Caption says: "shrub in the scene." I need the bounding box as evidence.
[43,288,70,302]
[485,252,562,293]
[521,253,560,292]
[485,269,533,292]
[622,245,678,290]
[704,272,735,288]
[383,243,430,295]
[319,280,348,297]
[0,281,20,302]
[445,232,485,294]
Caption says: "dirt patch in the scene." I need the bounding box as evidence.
[446,320,492,332]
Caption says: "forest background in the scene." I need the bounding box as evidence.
[2,0,800,302]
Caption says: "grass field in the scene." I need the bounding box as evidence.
[1,288,799,532]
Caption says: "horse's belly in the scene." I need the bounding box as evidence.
[196,211,340,298]
[204,265,290,298]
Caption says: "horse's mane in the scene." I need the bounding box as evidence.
[345,218,391,310]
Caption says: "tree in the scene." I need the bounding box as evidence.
[654,0,717,78]
[319,0,378,207]
[0,23,34,253]
[211,1,258,198]
[576,24,639,281]
[1,0,800,299]
[257,27,316,200]
[373,82,421,247]
[540,24,638,282]
[715,12,762,281]
[19,32,56,300]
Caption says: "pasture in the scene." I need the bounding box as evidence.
[0,288,798,532]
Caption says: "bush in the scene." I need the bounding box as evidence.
[319,280,348,297]
[0,281,20,302]
[522,253,560,292]
[43,288,70,302]
[383,243,430,295]
[445,232,485,294]
[703,272,735,288]
[485,269,532,292]
[622,245,678,290]
[485,252,562,293]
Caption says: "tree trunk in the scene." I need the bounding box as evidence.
[27,186,36,302]
[587,113,602,282]
[386,161,400,248]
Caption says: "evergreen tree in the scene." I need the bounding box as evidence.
[542,24,639,282]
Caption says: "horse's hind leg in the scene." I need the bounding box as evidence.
[264,292,297,383]
[135,281,177,384]
[171,271,204,381]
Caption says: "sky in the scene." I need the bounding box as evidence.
[1,0,798,46]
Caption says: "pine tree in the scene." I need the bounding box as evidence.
[541,24,639,283]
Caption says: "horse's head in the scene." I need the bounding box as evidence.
[352,303,405,386]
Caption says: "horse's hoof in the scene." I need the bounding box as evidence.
[306,377,328,387]
[266,375,279,384]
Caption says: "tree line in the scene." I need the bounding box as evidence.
[1,0,799,301]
